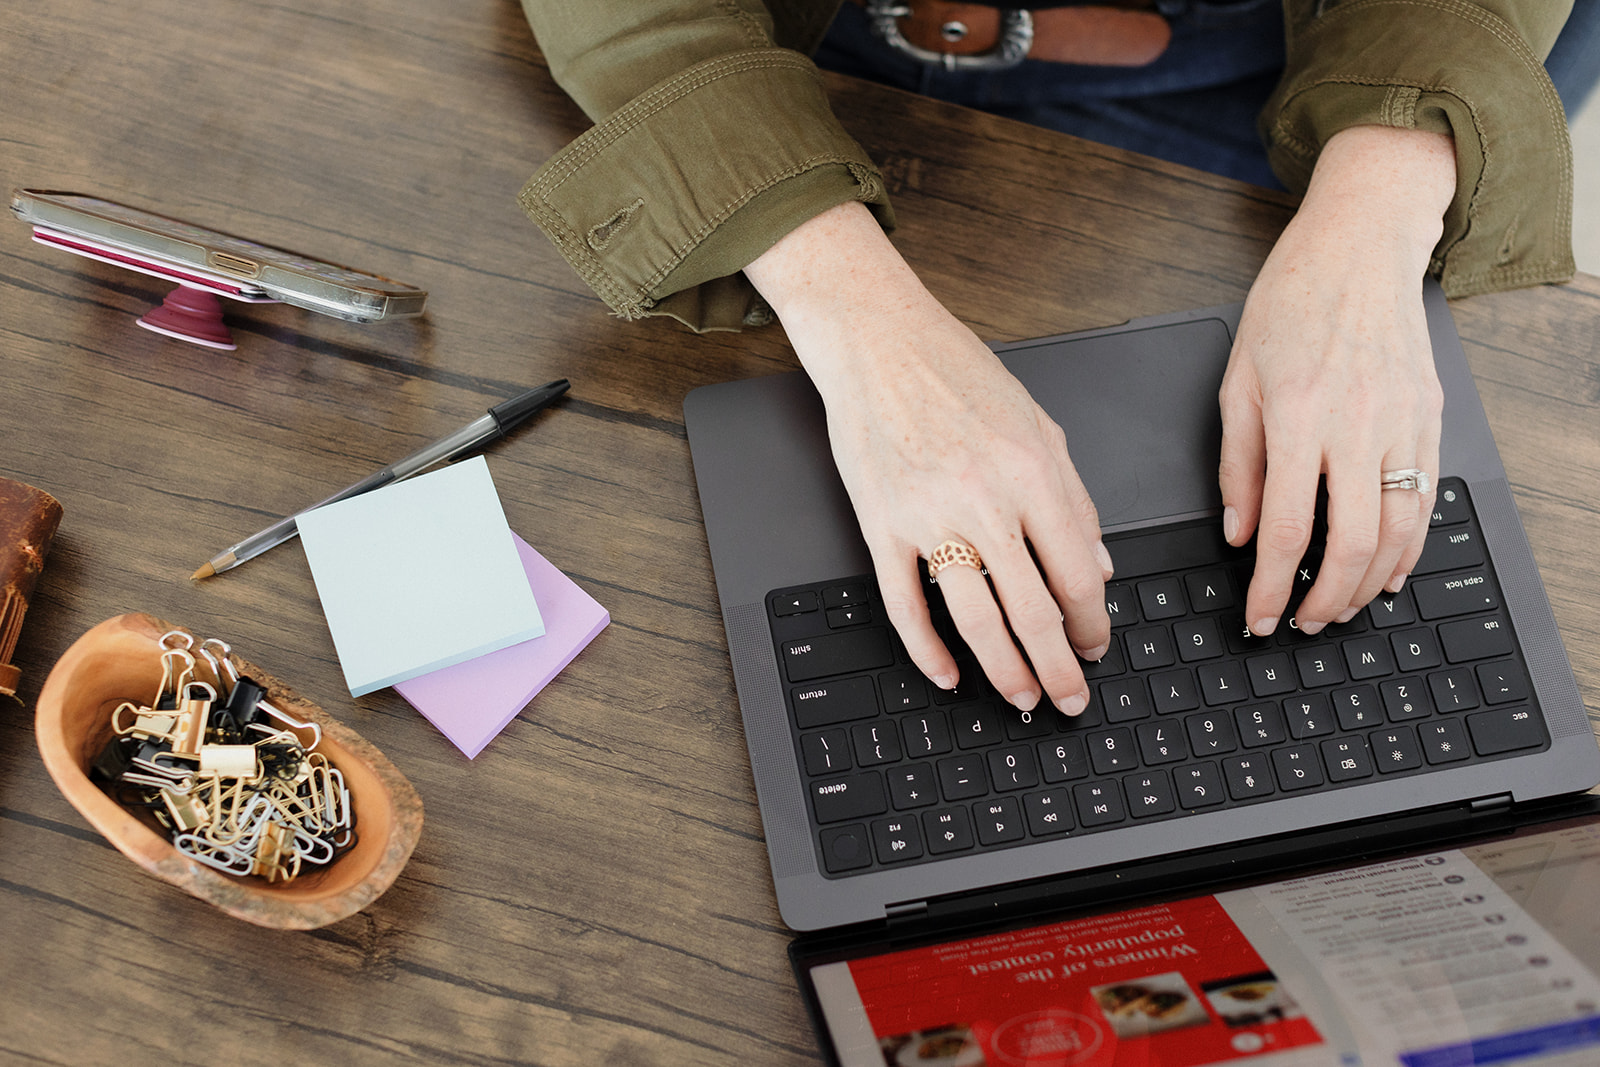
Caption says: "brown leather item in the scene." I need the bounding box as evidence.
[849,1,1172,68]
[0,477,63,697]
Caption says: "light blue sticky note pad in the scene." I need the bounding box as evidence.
[296,455,545,697]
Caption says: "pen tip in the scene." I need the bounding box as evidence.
[190,562,215,581]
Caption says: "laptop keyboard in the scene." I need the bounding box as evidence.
[766,478,1549,877]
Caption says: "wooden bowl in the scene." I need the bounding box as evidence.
[35,613,423,930]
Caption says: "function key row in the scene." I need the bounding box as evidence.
[815,707,1544,872]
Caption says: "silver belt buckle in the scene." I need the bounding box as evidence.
[864,2,1035,72]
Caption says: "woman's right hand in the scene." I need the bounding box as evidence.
[745,201,1113,715]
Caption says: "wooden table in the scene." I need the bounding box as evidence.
[2,2,1596,1063]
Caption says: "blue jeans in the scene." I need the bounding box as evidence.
[817,0,1600,189]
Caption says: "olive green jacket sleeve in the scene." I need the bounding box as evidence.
[516,0,886,331]
[1263,0,1575,296]
[518,0,1574,331]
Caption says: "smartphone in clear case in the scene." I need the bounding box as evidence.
[10,188,427,323]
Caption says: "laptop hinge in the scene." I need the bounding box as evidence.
[885,900,928,927]
[1470,793,1514,813]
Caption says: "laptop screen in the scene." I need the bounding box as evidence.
[800,806,1600,1066]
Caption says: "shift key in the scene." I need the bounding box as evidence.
[783,627,894,682]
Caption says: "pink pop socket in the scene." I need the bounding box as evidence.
[136,285,237,350]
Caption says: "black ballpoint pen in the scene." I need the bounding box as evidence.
[191,379,570,579]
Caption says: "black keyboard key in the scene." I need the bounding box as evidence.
[1247,652,1298,697]
[1185,569,1235,612]
[1321,736,1374,782]
[800,730,851,775]
[1295,646,1349,688]
[819,825,872,872]
[1081,637,1127,679]
[1224,755,1276,799]
[1104,584,1138,627]
[1175,617,1225,662]
[1283,694,1335,739]
[784,629,894,683]
[1420,719,1471,764]
[1415,526,1485,575]
[1074,782,1127,827]
[1413,573,1499,620]
[1380,678,1433,721]
[923,807,976,854]
[1002,704,1056,739]
[974,798,1027,845]
[1127,626,1177,670]
[1186,711,1239,756]
[880,669,929,711]
[1136,721,1189,764]
[1101,677,1152,723]
[1150,669,1201,715]
[1332,685,1384,730]
[827,605,872,628]
[822,583,871,609]
[1039,737,1090,782]
[1198,661,1251,707]
[1175,763,1226,809]
[852,721,903,766]
[1343,635,1397,680]
[811,773,887,823]
[952,704,1005,749]
[1392,628,1443,672]
[1429,669,1481,713]
[1477,661,1530,705]
[1138,577,1188,620]
[902,711,953,757]
[871,816,924,863]
[937,755,989,800]
[932,670,990,705]
[1467,707,1545,755]
[1370,727,1423,772]
[791,676,879,728]
[773,591,818,616]
[988,746,1041,791]
[1441,617,1515,663]
[1273,745,1325,791]
[1368,591,1416,629]
[887,764,937,809]
[1024,789,1074,835]
[1224,613,1274,654]
[1088,728,1139,774]
[1430,483,1472,527]
[1236,703,1288,747]
[1124,770,1177,817]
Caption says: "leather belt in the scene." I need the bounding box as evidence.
[849,0,1171,70]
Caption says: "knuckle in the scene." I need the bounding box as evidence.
[1004,587,1066,634]
[1261,513,1313,555]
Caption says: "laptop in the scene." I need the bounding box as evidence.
[682,284,1600,949]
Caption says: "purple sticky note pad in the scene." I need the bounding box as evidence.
[394,536,608,758]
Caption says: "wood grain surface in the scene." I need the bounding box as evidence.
[1,2,1595,1064]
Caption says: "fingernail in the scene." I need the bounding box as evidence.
[1010,691,1039,711]
[1387,573,1408,593]
[1299,619,1325,636]
[1223,505,1239,544]
[1251,617,1277,636]
[933,673,958,690]
[1095,541,1114,577]
[1335,607,1359,624]
[1057,692,1088,717]
[1077,642,1109,663]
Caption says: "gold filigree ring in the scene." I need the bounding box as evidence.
[927,539,985,582]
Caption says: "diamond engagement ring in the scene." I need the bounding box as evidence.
[1381,468,1432,493]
